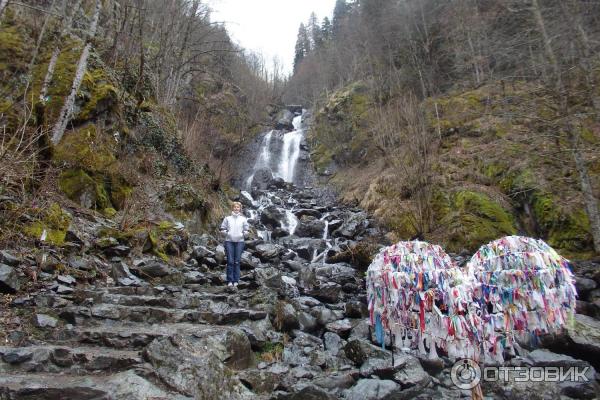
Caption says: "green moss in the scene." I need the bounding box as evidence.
[53,124,117,172]
[443,190,517,252]
[165,184,205,213]
[23,203,71,245]
[0,26,28,72]
[532,192,592,252]
[77,68,118,120]
[58,168,111,210]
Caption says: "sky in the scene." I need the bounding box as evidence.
[205,0,337,75]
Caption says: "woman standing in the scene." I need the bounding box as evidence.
[220,202,249,287]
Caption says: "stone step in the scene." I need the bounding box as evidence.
[0,345,142,374]
[50,321,262,350]
[55,301,267,326]
[0,370,192,399]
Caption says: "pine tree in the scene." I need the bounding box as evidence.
[332,0,350,37]
[307,12,321,50]
[293,23,310,73]
[321,16,332,43]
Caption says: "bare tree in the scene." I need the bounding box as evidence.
[51,0,101,144]
[0,0,9,19]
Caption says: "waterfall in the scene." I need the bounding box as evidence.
[246,130,273,188]
[276,115,303,182]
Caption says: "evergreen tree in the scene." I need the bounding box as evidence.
[321,16,332,43]
[332,0,350,37]
[293,23,311,72]
[307,12,322,50]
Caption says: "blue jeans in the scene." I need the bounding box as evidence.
[225,241,244,283]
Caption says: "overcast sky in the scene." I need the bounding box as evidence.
[205,0,337,75]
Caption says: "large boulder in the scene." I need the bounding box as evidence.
[276,109,295,131]
[332,211,369,239]
[260,205,285,228]
[0,263,19,293]
[294,216,326,238]
[144,330,252,399]
[251,167,274,190]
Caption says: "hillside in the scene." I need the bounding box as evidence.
[287,0,600,260]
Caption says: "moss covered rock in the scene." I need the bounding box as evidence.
[58,168,111,210]
[23,203,72,245]
[442,190,517,252]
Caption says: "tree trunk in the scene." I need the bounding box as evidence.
[39,0,81,103]
[0,0,9,19]
[51,0,101,145]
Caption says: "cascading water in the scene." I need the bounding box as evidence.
[245,113,305,190]
[276,115,303,182]
[246,131,273,188]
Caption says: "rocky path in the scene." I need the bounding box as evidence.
[1,182,600,399]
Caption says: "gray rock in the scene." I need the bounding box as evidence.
[344,300,367,318]
[260,205,285,228]
[284,385,336,400]
[274,302,299,331]
[332,211,369,239]
[298,311,318,332]
[576,276,597,299]
[139,261,172,278]
[238,369,280,393]
[56,275,76,285]
[0,251,20,267]
[251,167,274,190]
[344,379,401,400]
[255,243,282,261]
[326,318,353,337]
[323,332,343,355]
[344,339,390,366]
[307,282,341,304]
[1,348,34,364]
[35,314,58,328]
[144,331,251,399]
[0,263,19,293]
[295,216,327,238]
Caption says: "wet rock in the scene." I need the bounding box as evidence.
[191,245,215,262]
[294,209,322,219]
[251,167,274,190]
[260,205,285,228]
[0,263,19,293]
[332,211,369,239]
[294,216,327,238]
[315,263,357,286]
[276,109,295,131]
